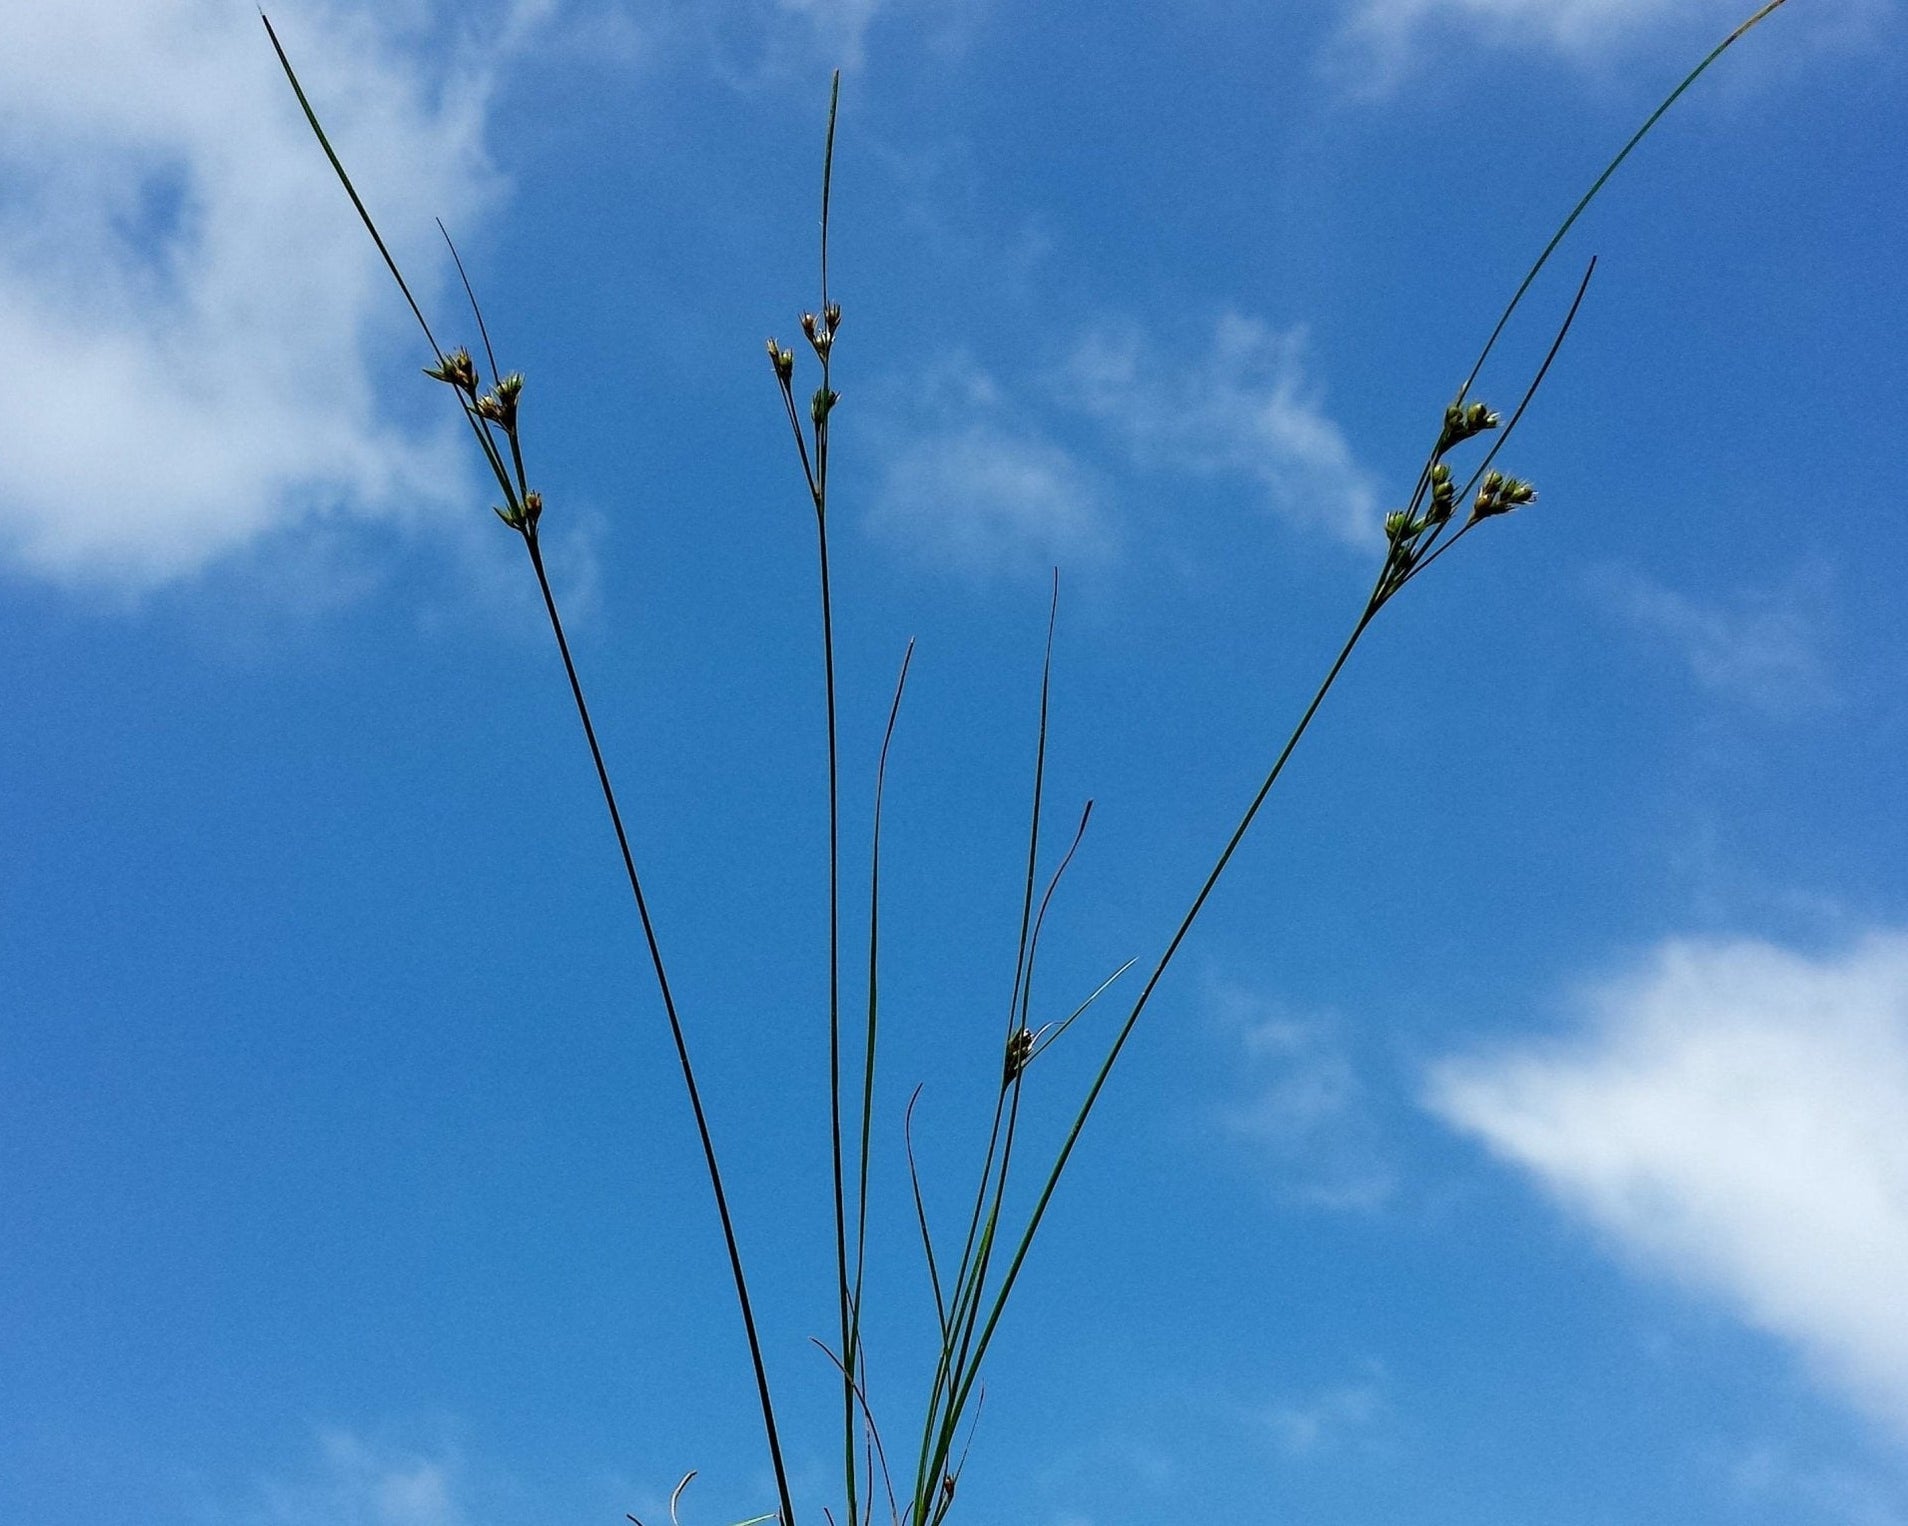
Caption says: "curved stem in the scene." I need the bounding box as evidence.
[923,598,1383,1499]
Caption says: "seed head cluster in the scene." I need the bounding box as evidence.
[1374,392,1544,606]
[425,345,543,537]
[767,302,846,510]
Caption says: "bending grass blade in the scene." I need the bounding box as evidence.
[262,18,798,1526]
[909,576,1061,1519]
[912,5,1792,1503]
[849,639,916,1508]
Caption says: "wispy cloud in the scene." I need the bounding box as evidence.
[866,315,1380,579]
[1216,988,1395,1211]
[1345,0,1735,60]
[864,352,1116,578]
[1058,315,1381,548]
[0,0,508,589]
[690,0,984,80]
[1332,0,1886,86]
[1260,1361,1391,1458]
[761,0,890,70]
[1431,931,1908,1435]
[1594,565,1833,713]
[253,1431,469,1526]
[1730,1442,1908,1526]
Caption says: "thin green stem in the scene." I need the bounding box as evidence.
[263,24,797,1522]
[523,531,798,1526]
[1406,259,1597,591]
[262,13,443,360]
[438,219,500,383]
[927,795,1091,1493]
[818,497,853,1526]
[903,1087,948,1337]
[851,641,915,1477]
[807,70,856,1526]
[909,579,1059,1516]
[1453,0,1791,409]
[923,596,1384,1502]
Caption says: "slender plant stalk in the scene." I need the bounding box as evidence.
[769,73,860,1526]
[261,18,798,1526]
[849,639,914,1521]
[910,3,1792,1502]
[788,70,857,1526]
[914,598,1379,1515]
[270,0,1793,1516]
[907,578,1060,1515]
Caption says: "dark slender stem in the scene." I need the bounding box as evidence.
[438,219,500,383]
[1451,0,1791,410]
[817,495,856,1526]
[813,1338,901,1526]
[261,13,443,360]
[1405,260,1597,592]
[911,581,1058,1516]
[904,1087,947,1336]
[522,532,797,1526]
[851,641,914,1504]
[924,796,1089,1494]
[806,70,857,1526]
[924,600,1383,1498]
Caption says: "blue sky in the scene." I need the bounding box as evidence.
[4,0,1908,1522]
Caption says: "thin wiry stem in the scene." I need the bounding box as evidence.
[262,20,797,1525]
[910,578,1059,1518]
[1452,0,1792,410]
[799,68,859,1526]
[439,219,500,383]
[262,14,442,358]
[921,794,1092,1489]
[851,639,915,1486]
[1406,259,1597,590]
[1020,801,1094,1034]
[904,1086,948,1337]
[522,534,798,1526]
[438,220,532,500]
[917,7,1796,1471]
[812,1339,902,1526]
[923,598,1383,1503]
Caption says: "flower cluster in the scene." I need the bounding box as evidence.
[426,346,541,534]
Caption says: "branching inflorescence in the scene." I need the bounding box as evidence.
[264,2,1792,1521]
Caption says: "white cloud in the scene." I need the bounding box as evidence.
[1346,0,1732,58]
[254,1431,468,1526]
[1058,315,1381,548]
[1595,565,1832,713]
[1431,931,1908,1433]
[1217,989,1395,1210]
[866,317,1380,579]
[0,0,507,588]
[866,353,1115,578]
[764,0,889,69]
[1334,0,1887,82]
[689,0,983,80]
[1730,1442,1908,1526]
[1260,1362,1390,1458]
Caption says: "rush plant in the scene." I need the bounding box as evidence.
[263,5,1792,1521]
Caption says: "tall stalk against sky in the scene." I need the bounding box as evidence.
[263,0,1794,1518]
[262,20,801,1526]
[765,77,856,1523]
[877,5,1789,1510]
